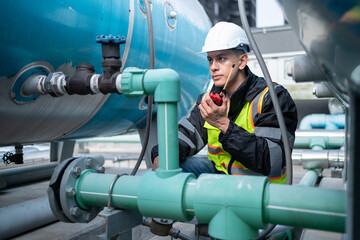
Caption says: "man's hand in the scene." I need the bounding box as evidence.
[152,156,159,171]
[198,93,230,133]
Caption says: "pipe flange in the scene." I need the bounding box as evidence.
[59,156,105,223]
[48,157,77,223]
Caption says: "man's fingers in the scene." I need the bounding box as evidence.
[152,157,159,171]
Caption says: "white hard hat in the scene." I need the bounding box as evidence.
[201,21,251,53]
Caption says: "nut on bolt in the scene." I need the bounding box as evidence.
[85,158,93,168]
[66,187,76,197]
[72,167,82,177]
[70,207,81,217]
[96,166,105,173]
[85,213,92,222]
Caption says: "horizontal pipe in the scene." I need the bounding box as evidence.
[21,74,47,96]
[294,130,344,148]
[295,130,345,138]
[299,114,345,130]
[266,184,346,232]
[72,172,346,239]
[76,134,141,143]
[292,149,344,169]
[76,173,141,210]
[0,197,57,240]
[0,162,57,189]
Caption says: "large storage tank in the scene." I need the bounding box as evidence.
[0,0,211,146]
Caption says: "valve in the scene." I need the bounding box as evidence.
[96,35,126,94]
[2,145,23,164]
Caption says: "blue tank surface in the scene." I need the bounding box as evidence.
[0,0,211,145]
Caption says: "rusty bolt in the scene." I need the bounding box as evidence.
[72,167,81,177]
[85,158,93,168]
[96,166,105,173]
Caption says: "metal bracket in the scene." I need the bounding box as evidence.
[98,209,142,240]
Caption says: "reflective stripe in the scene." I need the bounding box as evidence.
[178,131,196,155]
[249,99,255,129]
[288,131,295,149]
[258,87,269,114]
[265,138,283,178]
[250,87,269,129]
[255,127,282,140]
[208,144,225,155]
[179,117,205,153]
[204,84,287,184]
[269,168,287,180]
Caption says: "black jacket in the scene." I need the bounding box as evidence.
[151,66,298,175]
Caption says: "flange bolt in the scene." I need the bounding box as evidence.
[72,167,82,177]
[66,187,76,197]
[96,166,105,173]
[70,207,81,217]
[85,158,93,168]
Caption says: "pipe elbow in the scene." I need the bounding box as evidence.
[145,69,180,102]
[121,67,181,102]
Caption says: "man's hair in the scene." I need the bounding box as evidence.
[231,49,246,56]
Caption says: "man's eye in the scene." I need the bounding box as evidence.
[208,59,213,63]
[219,57,225,61]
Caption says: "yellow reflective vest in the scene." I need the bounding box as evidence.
[204,87,287,184]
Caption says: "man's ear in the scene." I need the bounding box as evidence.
[238,54,248,70]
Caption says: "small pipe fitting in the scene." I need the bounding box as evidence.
[65,63,95,95]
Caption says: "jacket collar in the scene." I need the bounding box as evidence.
[210,66,267,117]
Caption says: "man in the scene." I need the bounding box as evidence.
[152,22,297,183]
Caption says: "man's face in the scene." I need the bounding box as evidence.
[207,50,240,88]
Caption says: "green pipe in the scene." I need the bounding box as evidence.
[121,68,181,176]
[75,171,141,210]
[297,170,319,187]
[71,68,346,240]
[157,102,181,172]
[265,184,346,233]
[294,130,344,149]
[74,171,346,239]
[137,171,195,221]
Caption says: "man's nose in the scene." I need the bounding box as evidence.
[210,61,219,71]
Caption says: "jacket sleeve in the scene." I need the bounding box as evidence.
[151,94,207,162]
[218,86,298,176]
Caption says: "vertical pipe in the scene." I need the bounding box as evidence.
[347,90,360,238]
[157,102,180,171]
